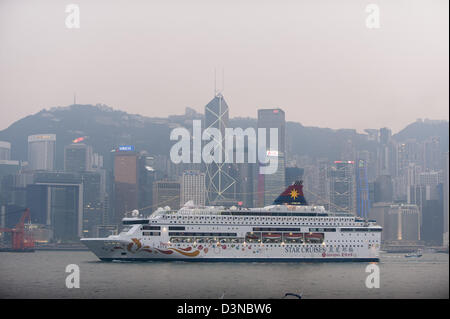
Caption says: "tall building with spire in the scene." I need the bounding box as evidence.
[204,93,237,205]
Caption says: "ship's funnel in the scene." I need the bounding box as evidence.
[273,181,308,206]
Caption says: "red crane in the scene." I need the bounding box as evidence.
[0,208,35,251]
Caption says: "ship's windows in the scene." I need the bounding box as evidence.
[169,226,185,230]
[143,232,160,236]
[142,226,160,230]
[123,220,149,225]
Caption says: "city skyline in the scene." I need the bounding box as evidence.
[1,94,447,245]
[1,100,448,135]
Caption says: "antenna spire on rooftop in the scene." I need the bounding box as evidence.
[214,68,225,97]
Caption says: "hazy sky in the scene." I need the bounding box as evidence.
[0,0,448,133]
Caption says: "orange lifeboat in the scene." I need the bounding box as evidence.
[262,233,281,239]
[284,233,303,240]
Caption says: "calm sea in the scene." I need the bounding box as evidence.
[0,251,448,299]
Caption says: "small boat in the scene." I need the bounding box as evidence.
[283,292,302,299]
[405,250,422,258]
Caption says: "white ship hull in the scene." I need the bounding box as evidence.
[82,238,380,262]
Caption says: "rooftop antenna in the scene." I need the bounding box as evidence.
[222,68,224,94]
[73,92,77,105]
[214,68,217,97]
[214,68,225,97]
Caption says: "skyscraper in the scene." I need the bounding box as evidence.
[384,204,421,242]
[180,170,206,206]
[356,159,370,218]
[235,153,255,207]
[257,108,286,206]
[31,172,84,242]
[408,170,442,219]
[26,144,104,239]
[421,197,444,246]
[423,137,442,171]
[0,159,20,216]
[64,143,93,172]
[204,93,237,205]
[0,141,11,160]
[373,175,393,203]
[153,180,180,210]
[396,139,423,177]
[81,171,104,238]
[329,161,356,214]
[316,159,330,209]
[377,135,397,177]
[113,148,138,225]
[379,127,392,145]
[27,134,56,171]
[443,152,449,248]
[138,154,157,216]
[368,202,390,241]
[418,170,442,186]
[257,109,286,153]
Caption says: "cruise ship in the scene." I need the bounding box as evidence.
[81,181,382,262]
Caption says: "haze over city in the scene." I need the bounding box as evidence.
[0,0,448,132]
[0,0,449,304]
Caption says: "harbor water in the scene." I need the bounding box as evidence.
[0,250,448,298]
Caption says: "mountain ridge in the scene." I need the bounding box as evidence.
[0,104,448,170]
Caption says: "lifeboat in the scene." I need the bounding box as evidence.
[284,233,303,240]
[305,233,323,242]
[305,233,323,238]
[262,233,282,239]
[246,233,259,240]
